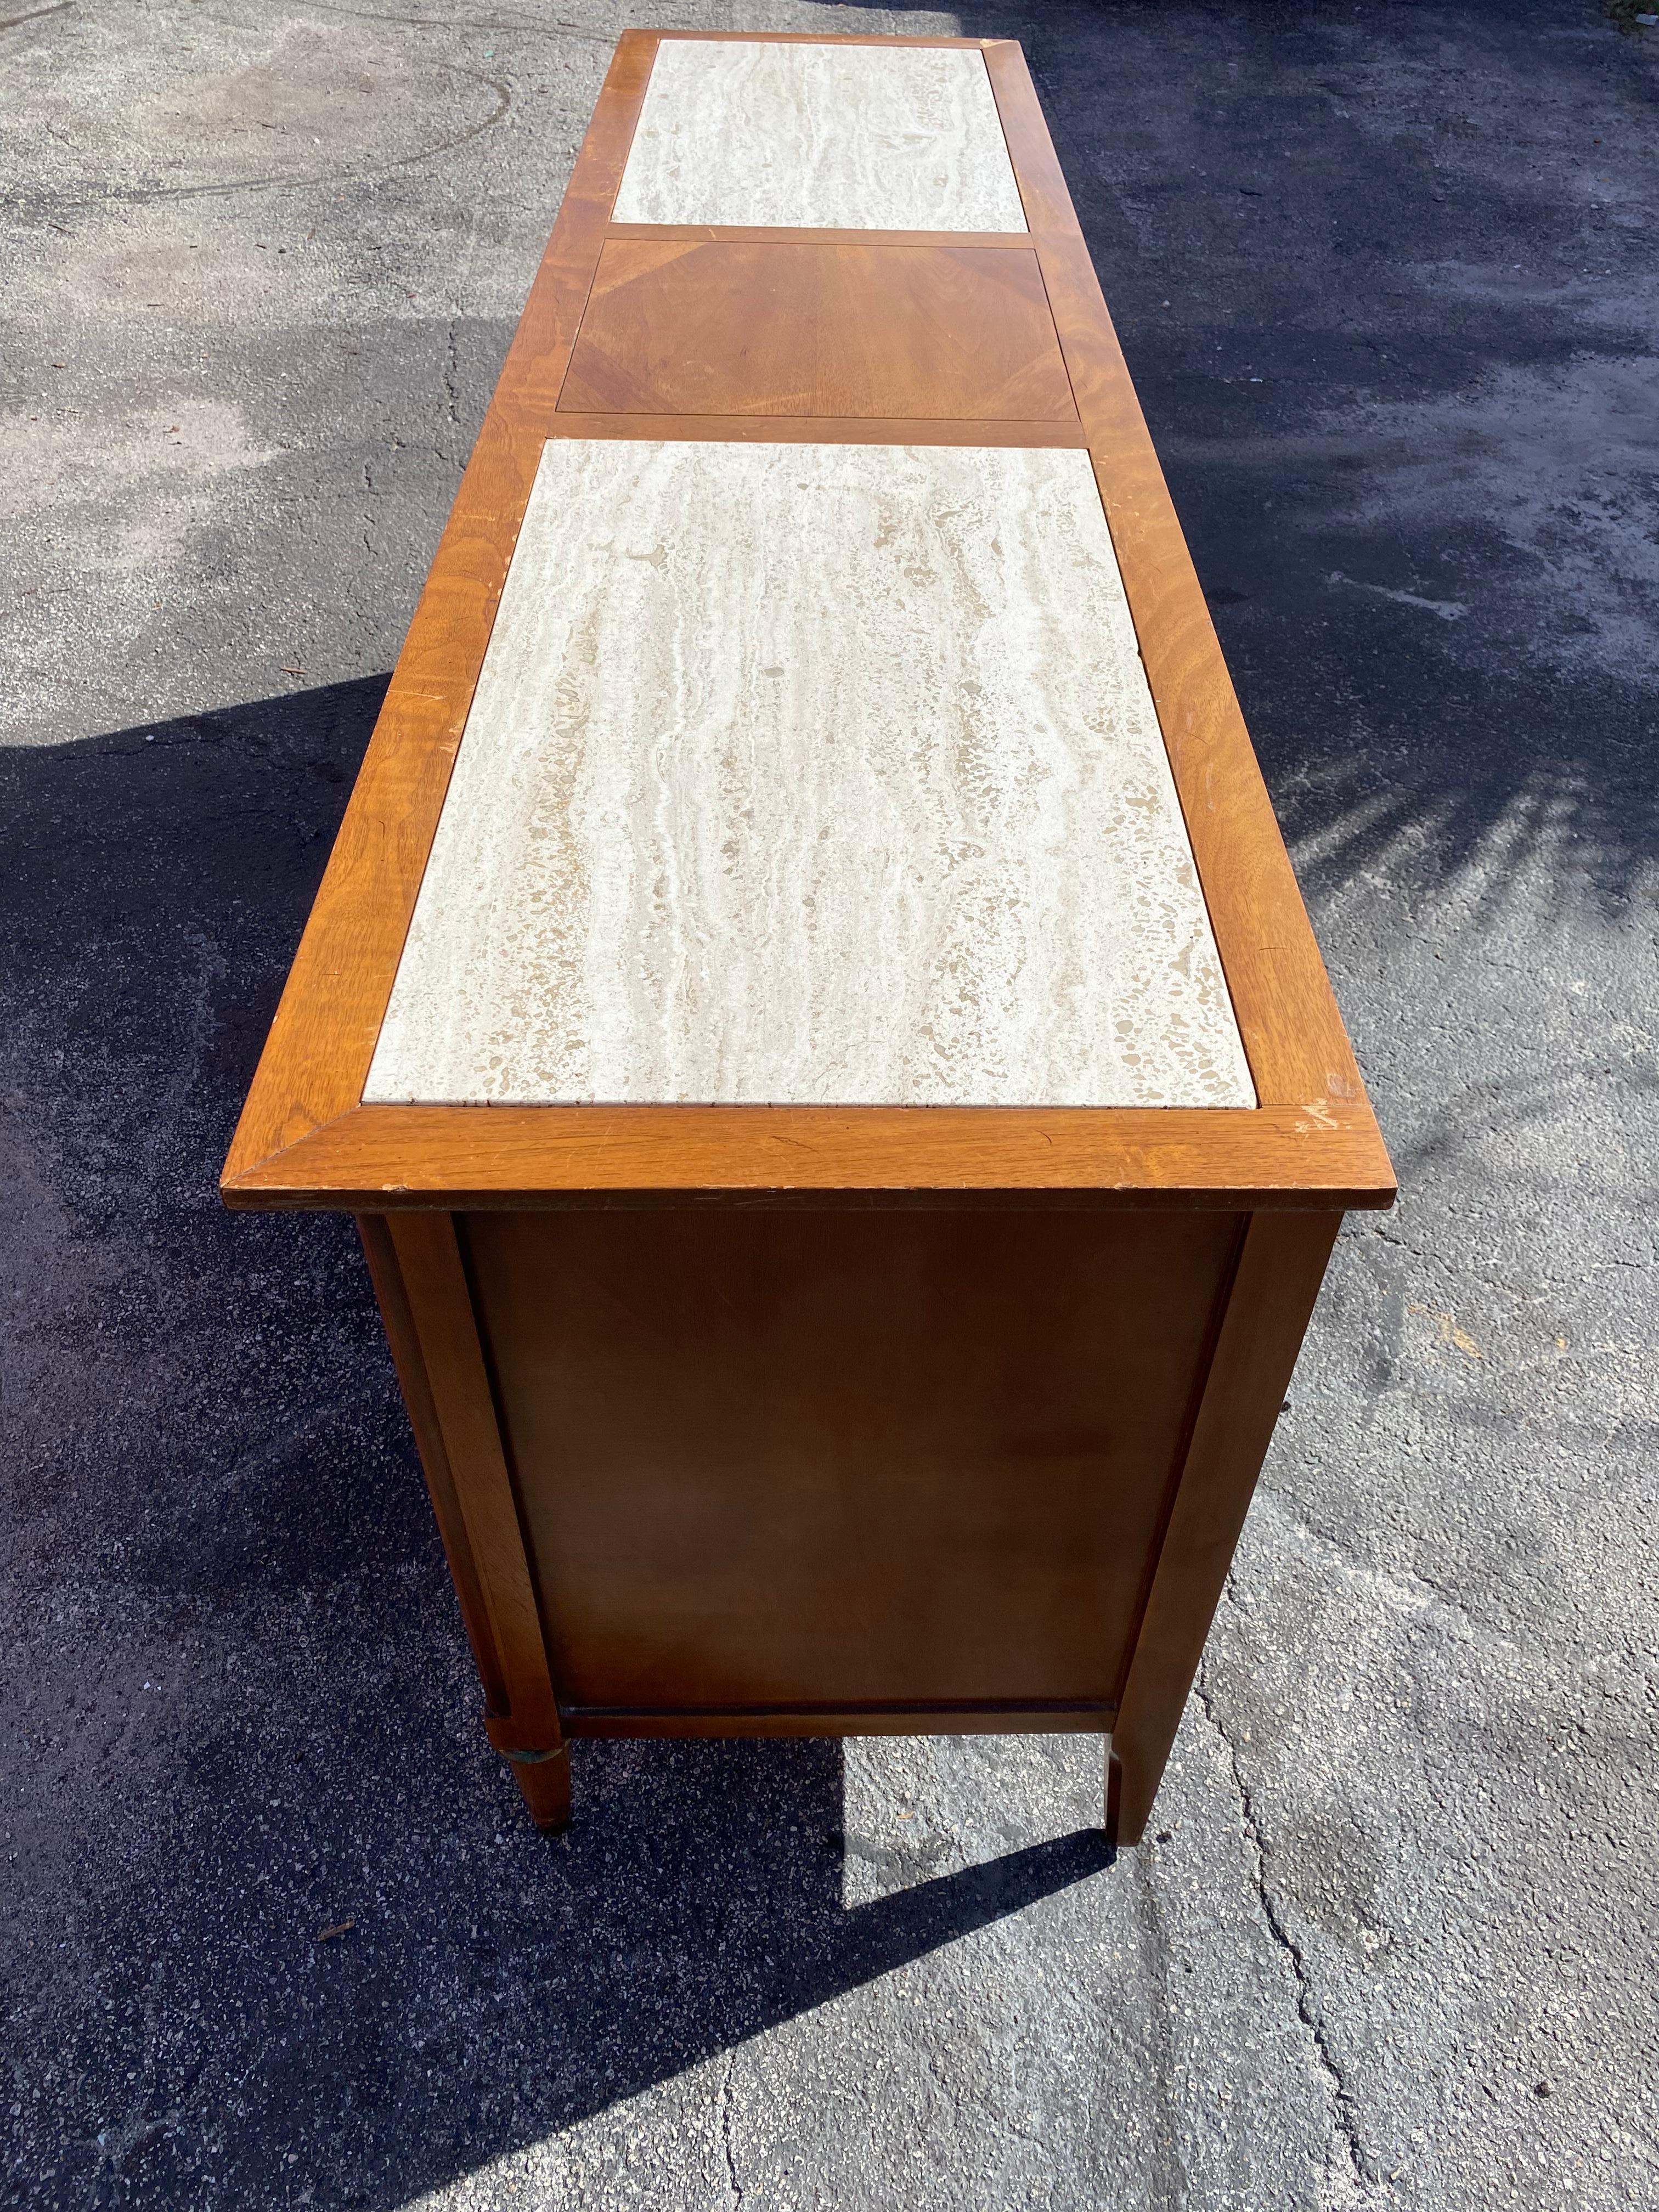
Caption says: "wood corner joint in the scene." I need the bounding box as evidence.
[218,1103,364,1198]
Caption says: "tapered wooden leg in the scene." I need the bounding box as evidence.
[1103,1740,1147,1847]
[507,1746,571,1832]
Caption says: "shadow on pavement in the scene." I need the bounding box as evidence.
[6,0,1659,2200]
[0,681,1111,2209]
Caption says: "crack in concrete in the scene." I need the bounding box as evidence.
[718,2049,743,2208]
[57,66,515,209]
[146,927,224,1174]
[1249,1486,1609,1696]
[1254,1489,1463,1626]
[1365,1218,1583,1307]
[0,3,72,38]
[1131,1854,1193,2212]
[307,2,615,43]
[442,316,461,444]
[1195,1661,1377,2198]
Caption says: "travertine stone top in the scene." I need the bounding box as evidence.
[365,438,1254,1110]
[610,41,1029,233]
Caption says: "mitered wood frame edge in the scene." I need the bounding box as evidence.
[221,27,1395,1214]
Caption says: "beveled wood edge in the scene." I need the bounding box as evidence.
[221,1101,1396,1211]
[221,25,1397,1211]
[543,410,1086,446]
[562,1702,1115,1739]
[605,224,1034,248]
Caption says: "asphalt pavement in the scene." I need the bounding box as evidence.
[2,2,1656,2205]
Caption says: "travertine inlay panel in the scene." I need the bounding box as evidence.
[610,41,1029,233]
[365,439,1256,1109]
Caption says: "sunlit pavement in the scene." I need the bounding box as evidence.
[3,3,1656,2205]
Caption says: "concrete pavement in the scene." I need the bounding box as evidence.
[3,2,1656,2205]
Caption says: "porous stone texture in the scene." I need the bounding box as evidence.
[365,437,1253,1109]
[3,4,1657,2210]
[611,40,1028,232]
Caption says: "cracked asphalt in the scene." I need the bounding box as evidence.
[3,1,1657,2205]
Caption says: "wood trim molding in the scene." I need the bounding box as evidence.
[226,1101,1394,1211]
[356,1213,510,1713]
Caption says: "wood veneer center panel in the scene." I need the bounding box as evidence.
[558,240,1077,422]
[363,437,1256,1111]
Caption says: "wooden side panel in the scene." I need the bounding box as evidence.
[1105,1209,1342,1843]
[559,239,1077,420]
[465,1206,1243,1716]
